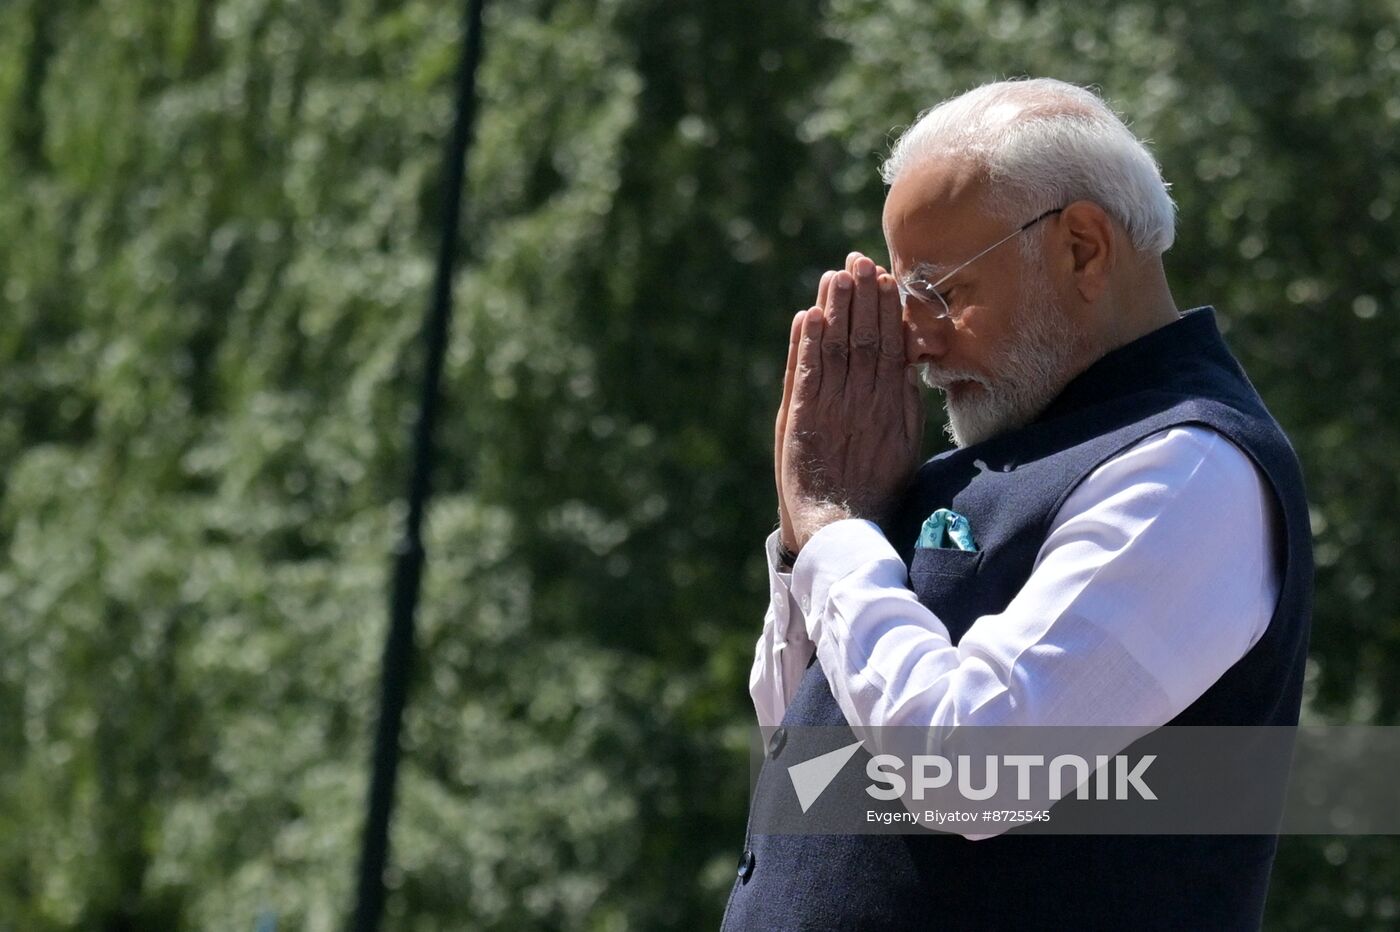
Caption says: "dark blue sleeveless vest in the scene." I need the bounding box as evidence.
[722,307,1314,931]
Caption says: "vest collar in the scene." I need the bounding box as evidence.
[1031,305,1225,427]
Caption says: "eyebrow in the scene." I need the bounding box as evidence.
[901,259,956,285]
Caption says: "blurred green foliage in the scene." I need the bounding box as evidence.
[0,0,1397,928]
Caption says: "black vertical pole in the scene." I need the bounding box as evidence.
[350,1,487,929]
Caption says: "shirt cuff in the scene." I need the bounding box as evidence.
[790,518,901,641]
[763,529,799,631]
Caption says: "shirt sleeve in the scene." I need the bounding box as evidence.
[748,529,817,728]
[787,425,1282,732]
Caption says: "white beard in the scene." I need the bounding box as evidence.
[919,266,1081,448]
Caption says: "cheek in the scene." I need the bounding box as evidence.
[959,279,1022,336]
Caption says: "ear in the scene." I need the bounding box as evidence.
[1059,200,1115,304]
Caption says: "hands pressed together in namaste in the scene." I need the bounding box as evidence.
[775,252,925,555]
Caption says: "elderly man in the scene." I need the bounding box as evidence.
[722,79,1312,930]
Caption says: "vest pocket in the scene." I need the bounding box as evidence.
[908,544,984,582]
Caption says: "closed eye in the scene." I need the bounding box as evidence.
[909,279,953,306]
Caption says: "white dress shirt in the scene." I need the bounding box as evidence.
[749,425,1282,733]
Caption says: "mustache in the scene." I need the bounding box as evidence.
[917,361,988,391]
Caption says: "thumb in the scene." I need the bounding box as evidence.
[903,365,924,445]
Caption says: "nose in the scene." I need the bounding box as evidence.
[902,301,952,366]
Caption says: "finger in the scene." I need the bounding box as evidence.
[821,271,852,401]
[780,309,805,414]
[816,270,834,311]
[776,309,805,546]
[903,362,925,449]
[842,254,888,278]
[791,306,825,417]
[776,309,805,457]
[846,257,880,393]
[876,272,905,384]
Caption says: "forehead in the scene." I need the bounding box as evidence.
[881,158,1000,271]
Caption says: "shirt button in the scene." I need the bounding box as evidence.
[767,727,787,759]
[736,848,756,882]
[800,595,810,612]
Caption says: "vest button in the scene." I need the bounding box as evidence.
[767,726,787,758]
[736,848,756,881]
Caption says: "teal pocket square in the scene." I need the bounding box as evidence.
[916,508,979,552]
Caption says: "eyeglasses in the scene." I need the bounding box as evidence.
[895,206,1066,319]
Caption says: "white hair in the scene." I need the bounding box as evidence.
[880,78,1177,256]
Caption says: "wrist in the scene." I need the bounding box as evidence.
[792,500,855,549]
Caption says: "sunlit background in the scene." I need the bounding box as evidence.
[1,0,1397,928]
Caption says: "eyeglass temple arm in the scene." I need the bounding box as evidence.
[1018,206,1065,231]
[924,206,1067,291]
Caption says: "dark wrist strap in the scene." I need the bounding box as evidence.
[777,542,799,569]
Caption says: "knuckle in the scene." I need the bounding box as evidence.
[821,339,849,357]
[852,327,879,348]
